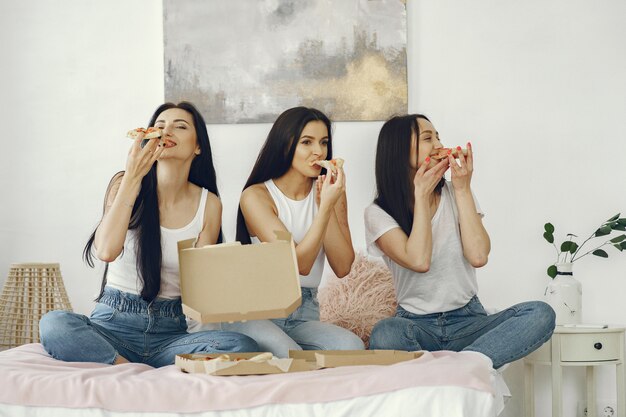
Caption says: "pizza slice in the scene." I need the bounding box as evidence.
[312,158,345,174]
[429,147,468,160]
[248,352,274,363]
[126,127,163,140]
[206,352,274,363]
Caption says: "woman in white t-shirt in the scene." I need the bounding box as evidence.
[223,107,365,357]
[365,114,555,369]
[39,102,258,367]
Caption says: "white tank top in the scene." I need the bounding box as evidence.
[251,179,325,288]
[107,188,209,299]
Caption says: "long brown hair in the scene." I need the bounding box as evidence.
[374,114,444,235]
[235,107,332,243]
[83,102,222,302]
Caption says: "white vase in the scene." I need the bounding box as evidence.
[545,262,582,325]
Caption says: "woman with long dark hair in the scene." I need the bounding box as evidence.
[224,106,364,356]
[39,102,258,367]
[365,114,555,369]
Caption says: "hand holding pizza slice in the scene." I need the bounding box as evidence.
[126,127,163,140]
[429,147,468,160]
[312,158,345,174]
[126,127,177,148]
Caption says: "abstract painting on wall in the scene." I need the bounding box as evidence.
[164,0,407,123]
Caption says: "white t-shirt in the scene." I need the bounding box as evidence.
[364,182,483,315]
[107,188,209,299]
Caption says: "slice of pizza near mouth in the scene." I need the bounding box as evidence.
[161,139,176,148]
[126,127,163,140]
[313,158,345,174]
[430,147,468,160]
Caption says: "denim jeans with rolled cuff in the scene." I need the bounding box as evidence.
[39,287,259,367]
[369,295,555,369]
[225,287,365,357]
[270,287,365,351]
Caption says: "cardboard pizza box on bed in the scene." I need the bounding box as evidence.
[289,349,424,368]
[175,352,315,376]
[177,231,301,323]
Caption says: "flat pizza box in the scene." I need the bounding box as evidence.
[176,352,314,376]
[177,231,301,323]
[289,349,424,368]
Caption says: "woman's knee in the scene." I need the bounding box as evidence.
[39,310,91,360]
[524,301,556,330]
[369,317,404,349]
[290,323,365,351]
[535,301,556,333]
[228,333,259,352]
[39,310,82,345]
[332,332,365,350]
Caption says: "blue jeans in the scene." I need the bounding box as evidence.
[39,287,259,367]
[369,296,555,369]
[226,288,364,357]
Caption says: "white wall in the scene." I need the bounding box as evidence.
[0,0,166,313]
[1,1,625,416]
[412,2,626,415]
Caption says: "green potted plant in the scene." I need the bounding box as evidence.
[542,213,626,325]
[543,213,626,278]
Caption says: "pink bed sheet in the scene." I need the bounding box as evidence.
[0,344,494,413]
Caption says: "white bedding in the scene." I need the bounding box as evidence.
[0,344,509,417]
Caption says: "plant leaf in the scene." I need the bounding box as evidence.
[610,234,626,243]
[595,225,612,237]
[543,231,554,244]
[614,244,624,252]
[612,224,626,231]
[621,242,626,250]
[592,249,609,258]
[569,242,579,254]
[544,223,555,233]
[607,213,621,222]
[561,241,572,252]
[618,218,626,225]
[547,265,557,278]
[566,233,578,238]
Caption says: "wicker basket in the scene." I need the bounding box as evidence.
[0,263,73,350]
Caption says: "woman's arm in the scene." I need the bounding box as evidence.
[94,135,165,262]
[241,184,331,276]
[455,189,490,267]
[195,192,223,247]
[241,173,343,276]
[93,173,137,262]
[375,196,432,272]
[375,159,449,272]
[322,189,355,278]
[449,144,490,267]
[333,191,353,247]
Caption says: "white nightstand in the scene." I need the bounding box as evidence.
[524,326,625,417]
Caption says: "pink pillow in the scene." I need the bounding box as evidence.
[318,252,397,347]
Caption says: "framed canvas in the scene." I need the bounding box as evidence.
[164,0,407,123]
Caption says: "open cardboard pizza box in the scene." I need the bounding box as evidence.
[177,231,301,323]
[289,349,424,368]
[176,352,315,376]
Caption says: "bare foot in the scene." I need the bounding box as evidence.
[113,354,130,365]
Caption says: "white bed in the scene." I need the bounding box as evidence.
[0,343,509,417]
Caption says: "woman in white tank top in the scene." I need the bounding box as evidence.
[38,102,258,367]
[223,107,365,356]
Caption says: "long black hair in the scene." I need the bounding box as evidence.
[235,106,332,244]
[83,101,222,302]
[374,114,444,236]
